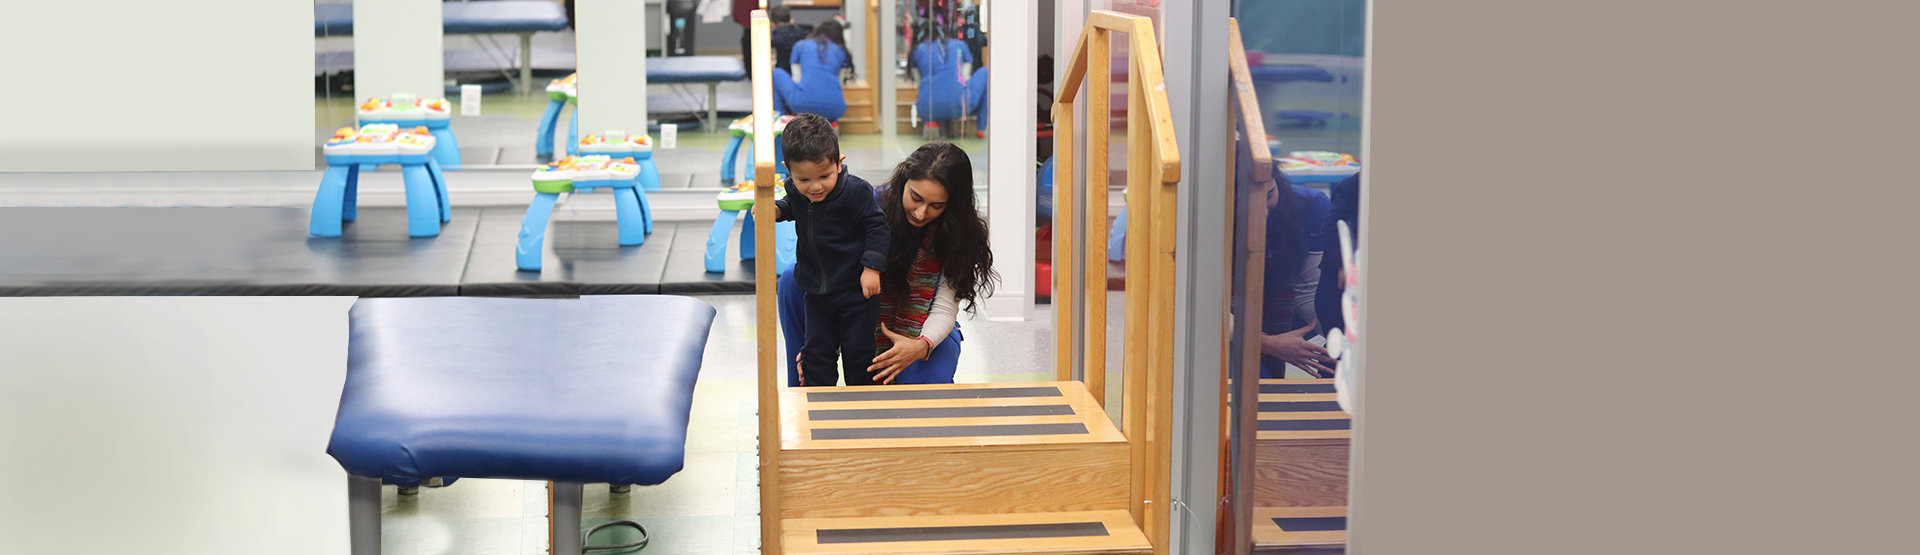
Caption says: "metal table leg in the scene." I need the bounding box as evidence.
[520,33,535,96]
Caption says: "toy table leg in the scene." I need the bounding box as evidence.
[310,164,354,237]
[719,135,742,185]
[1108,206,1127,262]
[633,182,654,235]
[536,98,565,158]
[400,163,442,238]
[516,192,561,271]
[343,164,362,223]
[431,127,461,168]
[566,108,579,156]
[638,157,662,192]
[774,139,788,180]
[740,210,757,261]
[743,142,755,182]
[426,158,451,223]
[704,209,740,273]
[612,187,646,246]
[775,221,797,275]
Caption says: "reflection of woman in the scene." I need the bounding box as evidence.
[778,143,998,385]
[772,20,854,121]
[1252,162,1334,378]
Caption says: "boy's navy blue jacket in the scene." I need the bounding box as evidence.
[775,169,890,296]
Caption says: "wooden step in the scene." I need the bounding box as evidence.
[784,510,1151,554]
[1251,506,1346,554]
[1252,379,1350,508]
[778,382,1129,519]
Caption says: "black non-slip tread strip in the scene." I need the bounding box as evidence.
[1271,517,1347,532]
[815,521,1111,544]
[806,386,1064,403]
[811,422,1089,440]
[1260,383,1337,394]
[1259,401,1345,413]
[809,404,1074,420]
[1258,419,1351,431]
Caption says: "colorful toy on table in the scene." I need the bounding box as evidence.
[356,93,461,167]
[705,180,797,275]
[312,124,451,238]
[514,155,654,272]
[1277,151,1361,184]
[719,113,798,185]
[535,74,581,160]
[577,130,663,192]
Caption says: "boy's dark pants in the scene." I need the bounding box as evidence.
[800,288,880,387]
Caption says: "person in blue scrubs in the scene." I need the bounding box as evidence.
[771,19,853,122]
[909,29,989,132]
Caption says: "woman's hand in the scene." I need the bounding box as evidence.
[860,267,882,298]
[868,326,929,384]
[1261,328,1335,378]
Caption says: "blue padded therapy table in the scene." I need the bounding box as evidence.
[327,295,715,555]
[315,1,570,95]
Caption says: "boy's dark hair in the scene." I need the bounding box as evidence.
[769,5,792,24]
[781,113,840,167]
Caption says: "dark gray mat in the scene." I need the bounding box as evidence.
[457,206,676,297]
[0,207,477,297]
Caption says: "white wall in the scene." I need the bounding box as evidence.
[353,0,446,107]
[0,1,312,172]
[0,297,356,554]
[576,0,651,134]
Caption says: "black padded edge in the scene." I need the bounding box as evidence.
[1257,419,1351,431]
[1259,401,1345,413]
[816,522,1110,543]
[1271,517,1347,532]
[809,404,1073,421]
[1261,383,1337,394]
[810,423,1089,440]
[806,386,1065,402]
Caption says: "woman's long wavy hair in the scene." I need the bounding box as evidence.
[879,142,998,313]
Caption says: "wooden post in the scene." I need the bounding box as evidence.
[750,11,782,555]
[1224,18,1273,555]
[1084,24,1111,408]
[1121,32,1152,533]
[1052,100,1079,383]
[1053,26,1091,383]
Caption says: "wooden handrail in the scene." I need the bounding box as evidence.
[749,10,783,555]
[1051,10,1183,554]
[1222,18,1271,555]
[1055,11,1183,184]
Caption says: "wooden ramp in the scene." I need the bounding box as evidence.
[755,9,1182,554]
[1251,379,1349,553]
[778,382,1150,554]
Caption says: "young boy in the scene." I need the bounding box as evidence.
[773,113,890,386]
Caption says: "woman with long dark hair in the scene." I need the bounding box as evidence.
[771,19,855,121]
[777,142,998,385]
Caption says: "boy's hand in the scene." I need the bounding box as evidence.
[860,268,881,298]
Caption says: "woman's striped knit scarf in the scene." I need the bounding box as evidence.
[874,230,943,350]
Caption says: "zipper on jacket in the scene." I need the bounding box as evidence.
[807,202,827,295]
